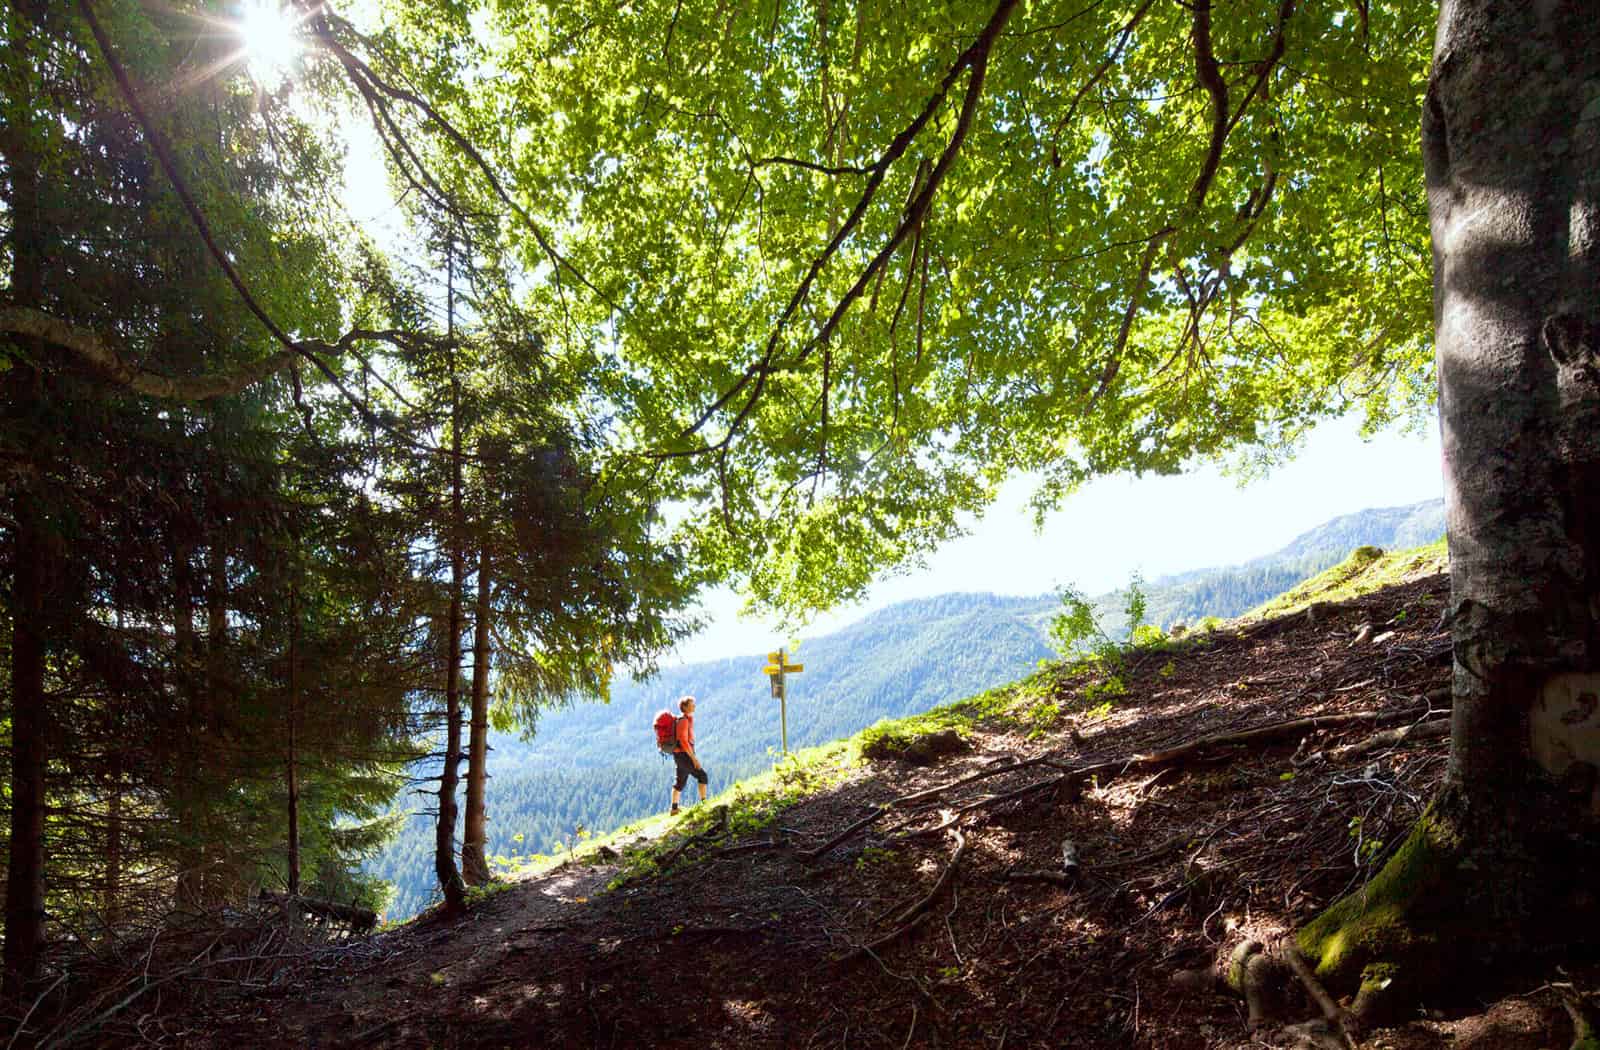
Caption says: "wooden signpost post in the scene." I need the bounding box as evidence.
[762,648,804,754]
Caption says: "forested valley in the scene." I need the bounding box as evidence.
[4,0,1599,1045]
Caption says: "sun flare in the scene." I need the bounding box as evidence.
[238,0,303,81]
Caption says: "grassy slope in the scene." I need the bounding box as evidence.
[1239,537,1448,622]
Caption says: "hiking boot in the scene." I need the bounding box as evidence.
[670,805,681,816]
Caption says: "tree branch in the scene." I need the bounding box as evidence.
[0,307,296,401]
[678,0,1022,455]
[301,4,620,317]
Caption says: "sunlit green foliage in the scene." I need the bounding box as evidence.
[447,0,1441,616]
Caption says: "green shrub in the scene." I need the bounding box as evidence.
[1047,572,1155,713]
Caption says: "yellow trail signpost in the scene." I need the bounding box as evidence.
[764,648,804,753]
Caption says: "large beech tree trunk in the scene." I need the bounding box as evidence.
[461,548,494,886]
[1297,0,1600,1020]
[1427,0,1600,811]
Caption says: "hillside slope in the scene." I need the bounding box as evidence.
[369,502,1446,918]
[157,543,1593,1050]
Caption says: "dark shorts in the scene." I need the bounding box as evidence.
[673,750,708,791]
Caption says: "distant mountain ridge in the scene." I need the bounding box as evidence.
[367,498,1444,917]
[1219,498,1443,571]
[1126,498,1444,632]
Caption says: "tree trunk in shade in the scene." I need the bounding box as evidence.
[1296,0,1600,1022]
[462,547,494,887]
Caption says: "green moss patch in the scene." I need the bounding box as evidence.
[1295,800,1465,1021]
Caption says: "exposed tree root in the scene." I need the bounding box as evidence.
[1295,784,1600,1027]
[1325,714,1449,762]
[802,805,892,861]
[1279,938,1359,1049]
[656,806,731,871]
[836,831,966,963]
[1225,938,1291,1030]
[895,751,1064,807]
[1558,984,1600,1050]
[699,837,789,862]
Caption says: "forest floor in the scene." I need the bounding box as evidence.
[161,567,1600,1049]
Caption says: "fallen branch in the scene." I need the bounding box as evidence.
[836,830,966,962]
[257,890,377,934]
[1325,715,1449,762]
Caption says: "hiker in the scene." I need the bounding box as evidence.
[669,695,708,815]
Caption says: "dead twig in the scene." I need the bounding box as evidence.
[802,805,890,862]
[836,830,967,963]
[7,972,65,1050]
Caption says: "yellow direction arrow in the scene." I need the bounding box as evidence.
[782,663,803,673]
[762,664,783,675]
[767,650,784,663]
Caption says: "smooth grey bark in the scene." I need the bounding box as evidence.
[1427,0,1600,813]
[1293,3,1600,1021]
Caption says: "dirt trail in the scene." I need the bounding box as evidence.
[179,572,1595,1049]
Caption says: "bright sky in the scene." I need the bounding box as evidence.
[670,415,1445,665]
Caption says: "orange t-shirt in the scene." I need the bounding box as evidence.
[675,713,695,753]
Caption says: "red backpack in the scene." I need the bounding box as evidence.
[653,710,678,753]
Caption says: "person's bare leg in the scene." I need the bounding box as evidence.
[697,782,707,803]
[670,788,681,814]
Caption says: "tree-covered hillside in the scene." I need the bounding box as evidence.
[369,500,1444,918]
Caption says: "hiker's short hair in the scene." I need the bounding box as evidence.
[678,695,695,713]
